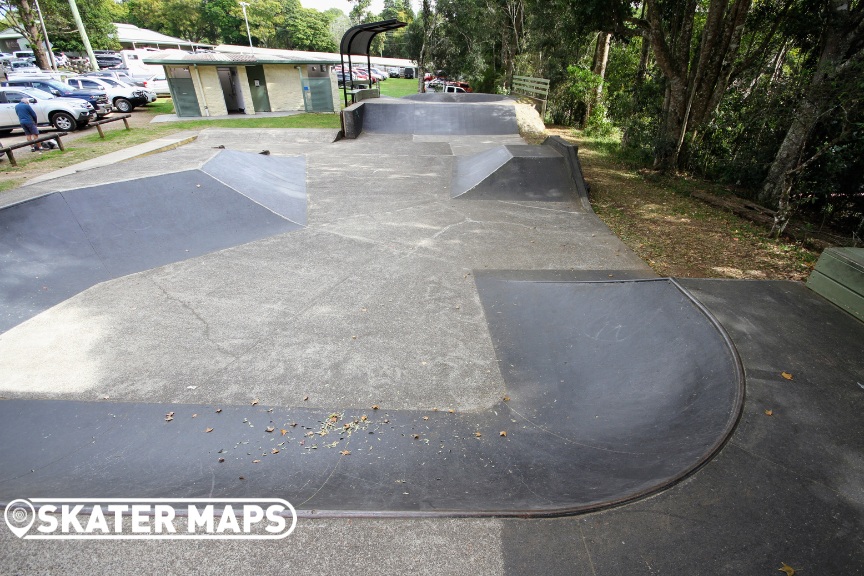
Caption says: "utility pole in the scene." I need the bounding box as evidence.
[67,0,98,71]
[239,2,254,54]
[33,0,56,70]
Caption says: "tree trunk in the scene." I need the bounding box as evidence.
[758,0,861,234]
[583,32,612,126]
[644,0,755,171]
[10,0,51,70]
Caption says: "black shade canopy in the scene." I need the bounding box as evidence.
[340,19,407,56]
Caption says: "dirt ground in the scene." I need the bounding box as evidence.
[547,127,819,281]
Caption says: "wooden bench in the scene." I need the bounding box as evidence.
[0,132,68,166]
[90,113,132,138]
[513,75,550,118]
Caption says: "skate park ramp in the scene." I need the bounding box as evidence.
[0,275,744,516]
[452,144,577,201]
[349,100,519,136]
[402,93,512,103]
[0,150,306,333]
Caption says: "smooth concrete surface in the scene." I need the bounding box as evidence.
[1,118,862,573]
[0,130,646,410]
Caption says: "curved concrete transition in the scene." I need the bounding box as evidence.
[0,277,744,517]
[0,151,306,333]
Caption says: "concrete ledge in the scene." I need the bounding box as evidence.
[341,101,365,139]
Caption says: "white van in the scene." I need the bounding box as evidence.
[120,49,174,79]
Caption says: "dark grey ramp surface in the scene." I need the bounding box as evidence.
[0,277,742,516]
[502,279,864,575]
[0,163,304,333]
[452,145,576,201]
[361,101,519,135]
[0,193,113,333]
[402,93,513,103]
[202,149,307,225]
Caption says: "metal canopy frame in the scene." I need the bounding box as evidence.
[339,19,407,107]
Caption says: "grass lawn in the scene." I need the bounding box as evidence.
[0,100,341,184]
[379,78,420,98]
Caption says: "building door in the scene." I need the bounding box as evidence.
[245,66,271,112]
[301,65,334,113]
[217,67,241,112]
[166,66,201,117]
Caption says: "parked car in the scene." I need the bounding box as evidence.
[0,86,95,133]
[356,68,383,82]
[142,74,169,97]
[66,76,156,112]
[2,77,111,118]
[6,59,41,75]
[95,52,122,69]
[82,70,147,87]
[402,67,415,79]
[387,67,401,78]
[370,67,389,80]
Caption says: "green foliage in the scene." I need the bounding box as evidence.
[40,0,122,51]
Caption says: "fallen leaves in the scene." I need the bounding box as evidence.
[205,427,214,433]
[340,450,351,456]
[251,398,259,406]
[265,426,275,433]
[164,412,174,422]
[474,432,482,438]
[280,429,288,436]
[781,372,794,380]
[764,409,774,416]
[778,562,795,575]
[372,405,380,410]
[499,431,507,437]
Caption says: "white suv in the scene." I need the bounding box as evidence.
[0,87,95,132]
[66,76,156,112]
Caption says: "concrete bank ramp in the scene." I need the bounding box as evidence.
[350,100,519,136]
[0,151,306,334]
[452,145,575,201]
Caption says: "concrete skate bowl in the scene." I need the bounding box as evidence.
[402,93,512,103]
[0,150,306,333]
[342,99,519,137]
[0,276,744,517]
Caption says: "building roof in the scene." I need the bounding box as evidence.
[142,48,341,66]
[216,45,416,68]
[114,23,207,49]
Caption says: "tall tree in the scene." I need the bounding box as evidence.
[20,0,121,56]
[1,0,51,68]
[637,0,755,170]
[758,0,863,234]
